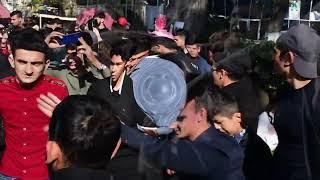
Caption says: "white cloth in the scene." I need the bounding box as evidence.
[257,112,279,152]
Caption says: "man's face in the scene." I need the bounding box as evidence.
[10,15,22,27]
[0,32,8,48]
[95,17,103,25]
[174,100,199,140]
[186,44,200,58]
[174,35,185,49]
[110,55,126,82]
[126,51,148,75]
[212,69,224,88]
[213,113,242,136]
[273,47,289,77]
[12,49,48,86]
[66,54,83,72]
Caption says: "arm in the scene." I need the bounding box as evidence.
[78,38,110,79]
[121,124,210,175]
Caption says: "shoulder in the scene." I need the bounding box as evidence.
[43,75,67,88]
[0,76,16,85]
[88,78,110,94]
[90,78,110,88]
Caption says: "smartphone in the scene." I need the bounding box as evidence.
[60,32,82,45]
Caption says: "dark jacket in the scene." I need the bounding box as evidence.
[0,54,14,79]
[222,76,263,131]
[87,75,146,126]
[87,75,146,180]
[121,125,245,180]
[50,167,112,180]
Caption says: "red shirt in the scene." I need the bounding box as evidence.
[0,75,68,180]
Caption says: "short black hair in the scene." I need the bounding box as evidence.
[193,86,239,123]
[173,29,188,38]
[110,39,134,61]
[127,32,152,54]
[151,36,179,50]
[10,10,22,18]
[94,11,106,19]
[11,28,49,59]
[216,49,251,81]
[185,33,198,46]
[49,95,121,169]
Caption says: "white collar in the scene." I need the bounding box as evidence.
[109,71,125,95]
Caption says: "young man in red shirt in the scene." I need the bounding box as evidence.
[0,28,68,179]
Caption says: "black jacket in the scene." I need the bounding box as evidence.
[50,167,112,180]
[87,75,146,127]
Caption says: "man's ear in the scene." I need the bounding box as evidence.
[45,141,62,164]
[197,107,208,123]
[283,51,295,66]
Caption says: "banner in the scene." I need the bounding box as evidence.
[289,0,301,20]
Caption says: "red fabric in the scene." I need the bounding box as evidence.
[0,75,68,180]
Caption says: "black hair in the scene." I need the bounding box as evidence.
[94,11,106,19]
[110,39,134,61]
[185,33,198,46]
[126,32,152,54]
[188,78,239,123]
[208,89,239,119]
[10,10,22,18]
[49,95,121,169]
[216,64,244,81]
[151,36,179,50]
[11,28,49,60]
[216,49,251,81]
[173,29,189,38]
[275,40,290,58]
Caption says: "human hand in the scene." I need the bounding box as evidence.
[77,37,96,59]
[37,92,62,118]
[166,169,176,176]
[44,31,64,49]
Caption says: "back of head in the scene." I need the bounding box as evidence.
[110,39,134,61]
[185,33,198,46]
[49,95,121,169]
[10,28,49,59]
[215,49,251,81]
[151,36,179,50]
[127,31,152,54]
[159,50,200,83]
[94,11,106,19]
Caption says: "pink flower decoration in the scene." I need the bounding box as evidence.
[155,14,167,31]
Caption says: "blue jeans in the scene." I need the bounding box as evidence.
[0,173,16,180]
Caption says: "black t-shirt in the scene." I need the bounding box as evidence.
[272,78,320,179]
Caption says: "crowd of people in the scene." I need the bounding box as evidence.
[0,9,319,180]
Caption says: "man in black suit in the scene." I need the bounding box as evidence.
[87,39,147,180]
